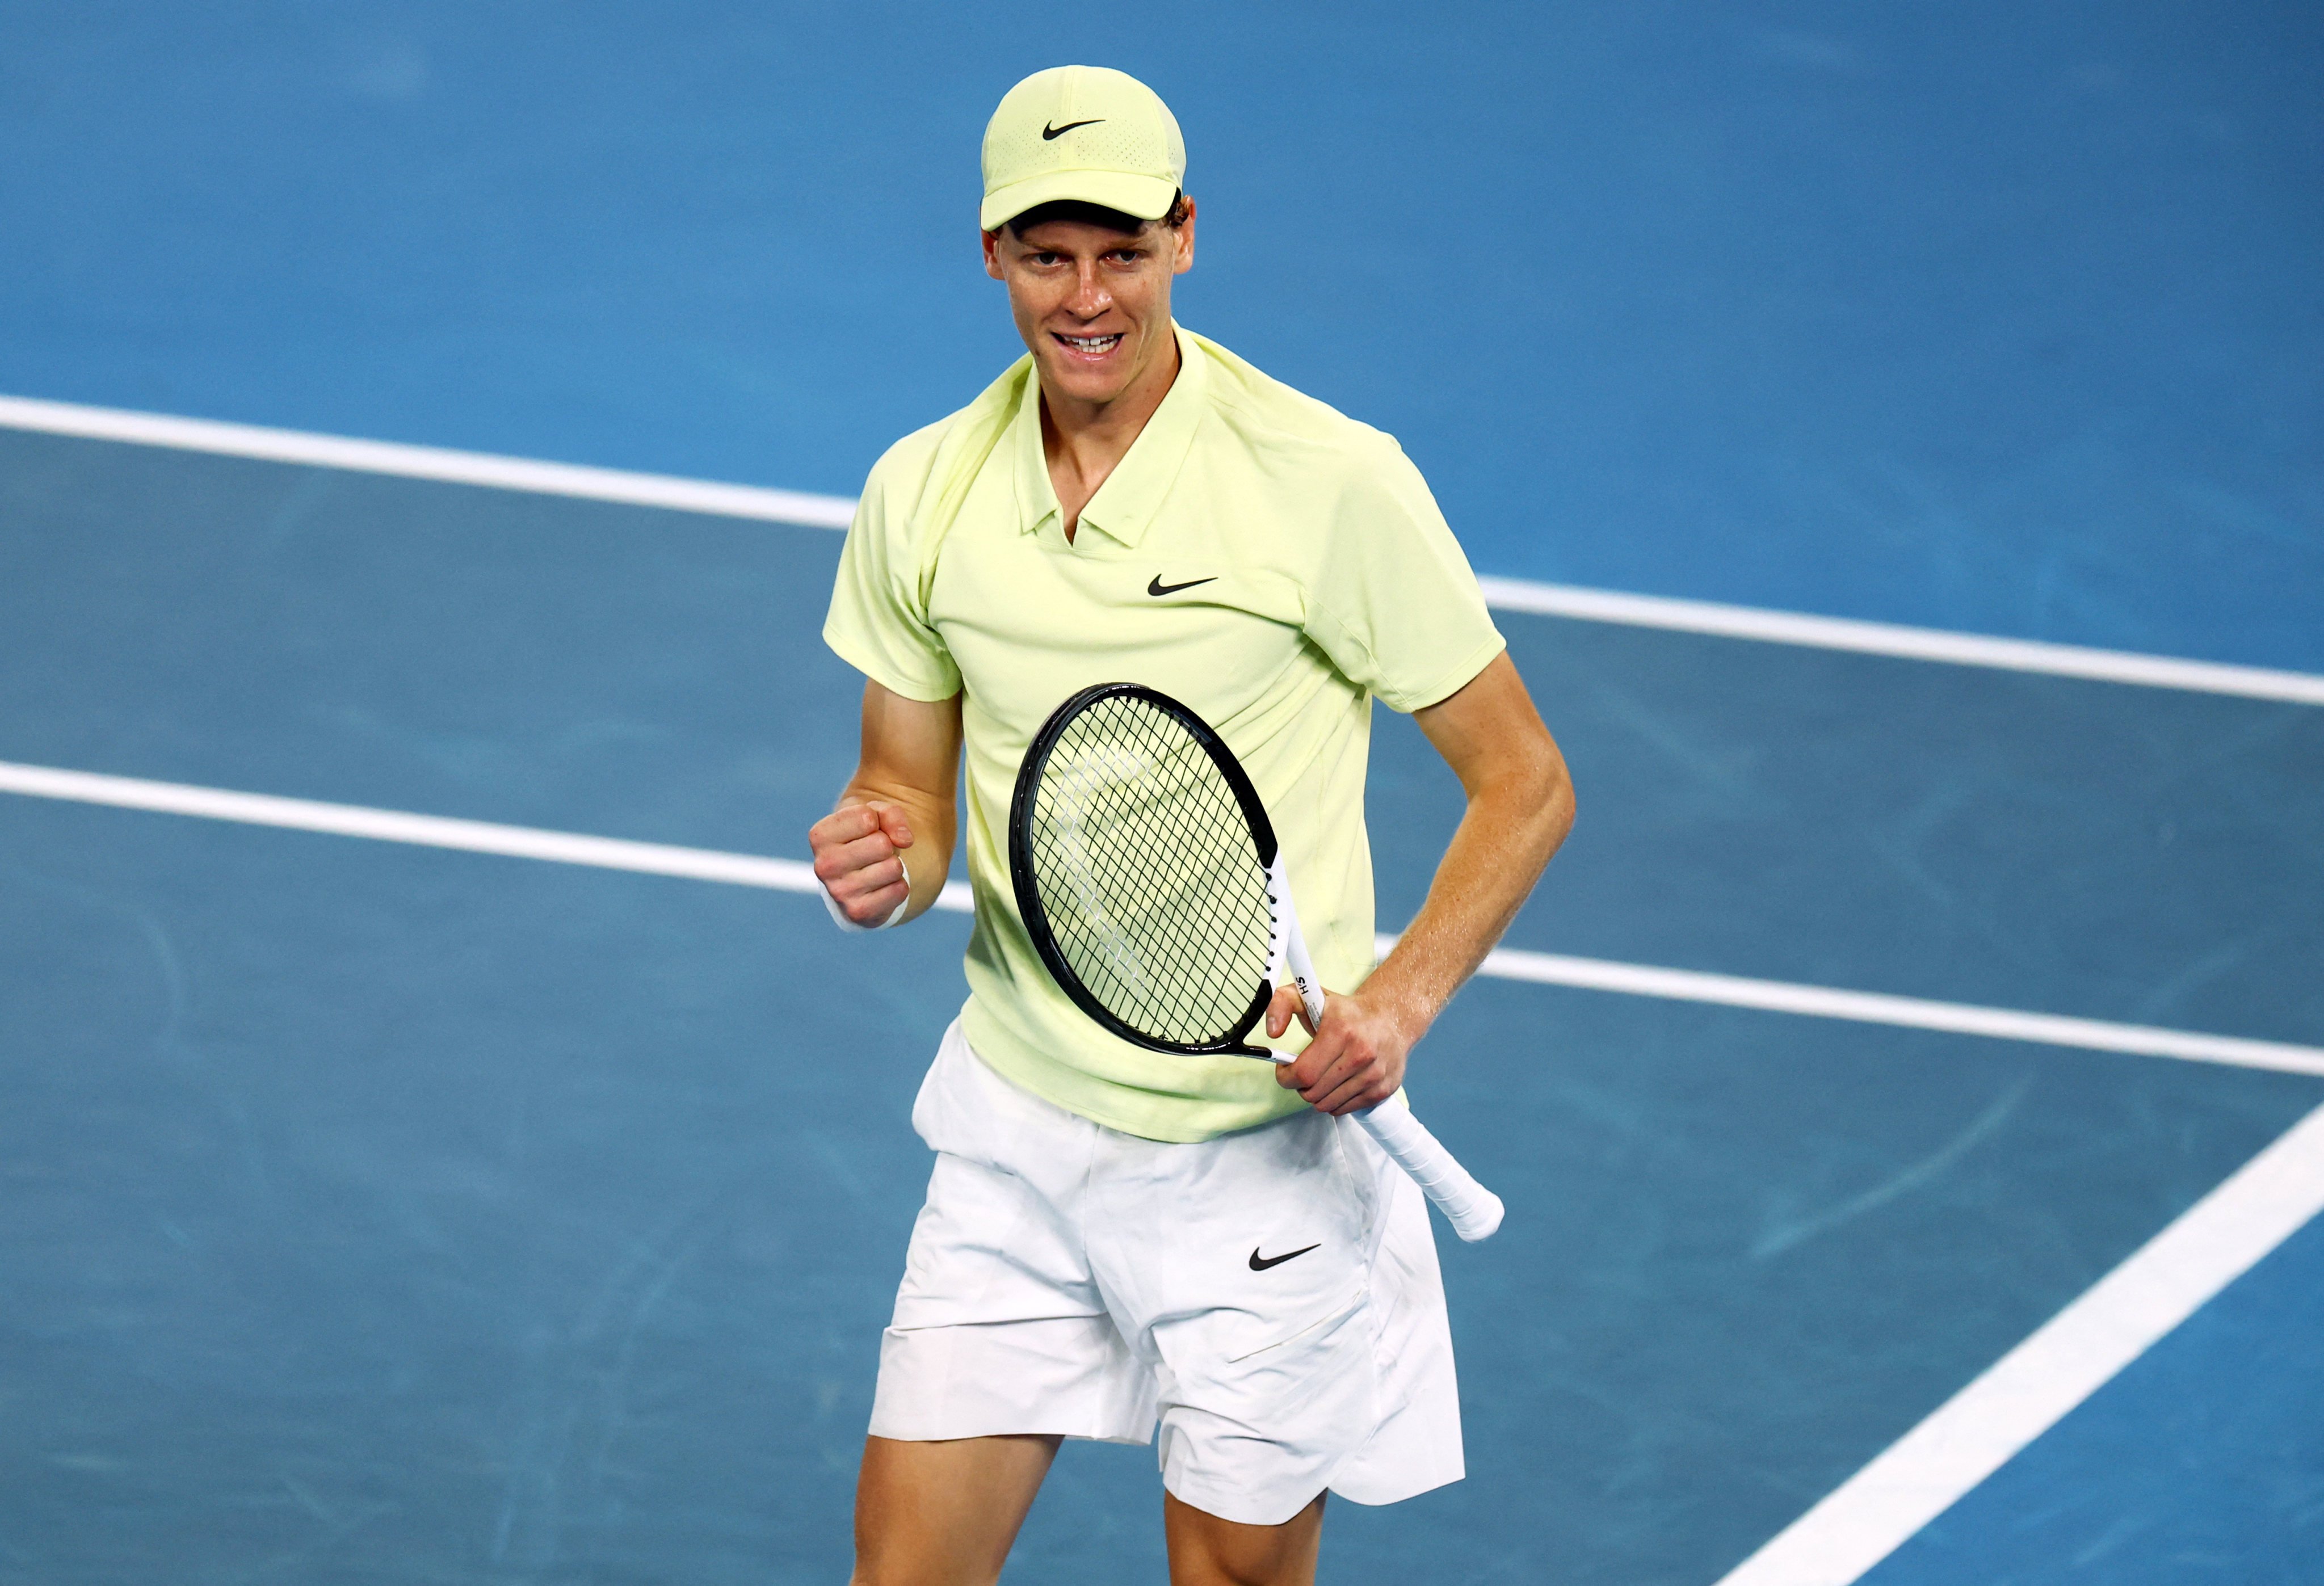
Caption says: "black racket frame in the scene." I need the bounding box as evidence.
[1007,681,1283,1058]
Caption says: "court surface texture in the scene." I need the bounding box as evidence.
[3,6,2320,1585]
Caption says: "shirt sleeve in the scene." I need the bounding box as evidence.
[822,435,963,702]
[1300,437,1506,713]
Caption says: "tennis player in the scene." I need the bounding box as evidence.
[810,65,1575,1586]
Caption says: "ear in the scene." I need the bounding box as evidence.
[1171,196,1197,276]
[982,223,1006,280]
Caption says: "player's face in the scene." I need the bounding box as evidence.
[983,204,1196,409]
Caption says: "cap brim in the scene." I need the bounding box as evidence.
[980,169,1178,231]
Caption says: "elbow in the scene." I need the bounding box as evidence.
[1485,741,1573,856]
[1537,758,1576,853]
[1519,726,1575,851]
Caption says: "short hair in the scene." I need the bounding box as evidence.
[1000,190,1189,239]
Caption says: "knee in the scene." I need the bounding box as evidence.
[1163,1488,1325,1586]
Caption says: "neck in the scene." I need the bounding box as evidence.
[1040,327,1182,541]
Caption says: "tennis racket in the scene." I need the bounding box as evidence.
[1007,681,1505,1242]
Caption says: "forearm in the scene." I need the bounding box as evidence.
[1267,653,1571,1114]
[1363,748,1573,1042]
[813,681,964,927]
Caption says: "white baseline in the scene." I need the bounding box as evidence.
[5,393,2319,708]
[4,758,2318,1079]
[0,393,856,529]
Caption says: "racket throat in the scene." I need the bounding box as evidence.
[1265,849,1327,1030]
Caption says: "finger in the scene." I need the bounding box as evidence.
[1284,991,1357,1087]
[1312,1065,1391,1115]
[1321,1044,1406,1114]
[830,855,906,902]
[1277,1027,1335,1089]
[823,861,905,915]
[1296,1036,1376,1105]
[1306,1051,1392,1114]
[1280,1017,1332,1088]
[1300,1054,1364,1109]
[1264,984,1305,1040]
[810,804,882,849]
[813,830,898,884]
[842,877,909,925]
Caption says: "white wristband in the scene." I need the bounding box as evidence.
[823,856,910,933]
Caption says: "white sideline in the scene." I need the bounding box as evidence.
[1402,941,2324,1079]
[1473,578,2324,708]
[6,392,2321,707]
[5,758,2318,1077]
[0,760,970,914]
[1711,1099,2324,1586]
[0,393,858,529]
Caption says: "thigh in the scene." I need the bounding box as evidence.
[852,1433,1060,1586]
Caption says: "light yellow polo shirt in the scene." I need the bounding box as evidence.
[825,326,1504,1142]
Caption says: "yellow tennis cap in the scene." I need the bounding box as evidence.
[980,65,1186,232]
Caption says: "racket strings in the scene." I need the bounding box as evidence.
[1025,693,1274,1047]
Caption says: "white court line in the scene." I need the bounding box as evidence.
[1416,942,2324,1079]
[6,392,2321,707]
[0,393,858,529]
[5,758,2318,1076]
[0,760,978,912]
[1473,578,2324,708]
[1711,1097,2324,1586]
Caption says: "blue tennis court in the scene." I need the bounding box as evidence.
[3,7,2319,1584]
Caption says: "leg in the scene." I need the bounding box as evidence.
[1162,1488,1325,1586]
[850,1433,1061,1586]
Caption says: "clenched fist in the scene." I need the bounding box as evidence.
[810,801,916,927]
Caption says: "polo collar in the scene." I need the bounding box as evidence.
[1012,323,1208,550]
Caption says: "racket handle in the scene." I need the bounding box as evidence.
[1359,1093,1506,1242]
[1268,859,1503,1240]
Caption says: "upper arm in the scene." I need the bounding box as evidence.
[823,434,964,704]
[855,679,963,807]
[1298,441,1506,713]
[1412,652,1570,803]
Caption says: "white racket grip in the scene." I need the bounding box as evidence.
[1358,1095,1505,1242]
[1271,853,1503,1242]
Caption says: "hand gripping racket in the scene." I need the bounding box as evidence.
[1007,682,1504,1242]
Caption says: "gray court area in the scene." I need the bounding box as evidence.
[3,431,2318,1582]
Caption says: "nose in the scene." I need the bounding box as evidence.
[1067,259,1113,319]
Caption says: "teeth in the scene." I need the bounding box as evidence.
[1062,334,1121,351]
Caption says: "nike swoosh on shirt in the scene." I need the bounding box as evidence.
[1248,1244,1321,1272]
[1042,119,1103,140]
[1148,575,1217,597]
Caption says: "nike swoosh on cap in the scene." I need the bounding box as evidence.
[1248,1243,1321,1272]
[1041,119,1103,140]
[1148,575,1217,597]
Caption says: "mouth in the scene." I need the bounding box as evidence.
[1052,331,1124,359]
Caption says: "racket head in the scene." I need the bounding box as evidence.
[1008,683,1281,1057]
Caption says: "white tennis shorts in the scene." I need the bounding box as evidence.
[869,1020,1464,1526]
